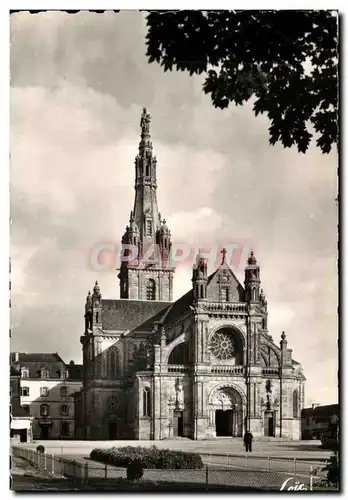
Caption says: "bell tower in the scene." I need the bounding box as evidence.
[118,108,175,301]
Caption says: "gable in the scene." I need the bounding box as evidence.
[206,264,244,302]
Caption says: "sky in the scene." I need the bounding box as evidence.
[10,10,338,406]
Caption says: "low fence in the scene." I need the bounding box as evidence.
[11,445,335,492]
[201,451,327,476]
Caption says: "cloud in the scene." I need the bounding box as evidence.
[10,11,338,406]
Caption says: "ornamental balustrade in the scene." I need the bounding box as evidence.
[167,365,190,374]
[204,303,248,313]
[262,368,279,376]
[211,366,245,375]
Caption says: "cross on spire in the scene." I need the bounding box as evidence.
[221,248,227,264]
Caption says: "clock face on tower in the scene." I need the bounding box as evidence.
[108,396,118,409]
[209,330,236,361]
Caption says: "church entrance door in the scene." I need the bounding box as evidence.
[172,411,184,437]
[215,409,233,437]
[264,411,275,437]
[109,422,118,439]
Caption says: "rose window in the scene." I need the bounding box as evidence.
[210,331,236,360]
[108,396,118,409]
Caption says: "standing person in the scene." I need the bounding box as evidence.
[243,431,249,452]
[248,431,254,452]
[244,430,252,452]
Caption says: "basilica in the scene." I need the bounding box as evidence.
[79,109,305,440]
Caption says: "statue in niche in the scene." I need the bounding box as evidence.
[145,342,152,369]
[265,379,273,410]
[174,378,184,410]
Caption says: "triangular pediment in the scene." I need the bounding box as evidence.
[207,262,245,302]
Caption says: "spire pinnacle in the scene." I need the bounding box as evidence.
[221,248,227,264]
[247,250,257,265]
[140,107,151,137]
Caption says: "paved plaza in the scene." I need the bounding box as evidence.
[22,438,331,459]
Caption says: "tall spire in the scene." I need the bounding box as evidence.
[135,108,157,190]
[118,108,175,301]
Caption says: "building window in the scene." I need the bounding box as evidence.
[21,386,29,397]
[60,386,68,398]
[41,369,49,379]
[146,279,156,300]
[110,349,120,377]
[40,387,49,397]
[293,389,299,418]
[142,387,151,417]
[221,288,229,302]
[21,368,29,378]
[40,404,50,417]
[22,405,30,414]
[60,421,70,436]
[10,386,13,397]
[146,220,152,236]
[61,371,67,380]
[60,404,69,416]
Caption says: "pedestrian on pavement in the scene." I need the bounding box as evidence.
[244,430,254,452]
[243,431,249,452]
[247,431,254,452]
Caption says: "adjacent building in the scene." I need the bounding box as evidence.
[10,353,82,439]
[80,109,306,441]
[301,403,339,440]
[10,359,34,443]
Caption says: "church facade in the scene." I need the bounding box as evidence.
[80,109,305,440]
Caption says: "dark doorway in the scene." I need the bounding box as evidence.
[172,411,184,437]
[19,429,27,442]
[216,410,233,436]
[109,422,118,439]
[40,426,49,440]
[264,411,275,437]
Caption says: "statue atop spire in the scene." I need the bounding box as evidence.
[140,107,151,136]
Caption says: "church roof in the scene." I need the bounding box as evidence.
[101,299,171,331]
[160,290,194,326]
[131,289,194,333]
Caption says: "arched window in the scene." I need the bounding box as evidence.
[146,279,156,300]
[293,389,299,418]
[221,288,229,302]
[40,404,50,417]
[143,387,151,417]
[168,342,190,365]
[146,163,150,176]
[200,284,204,298]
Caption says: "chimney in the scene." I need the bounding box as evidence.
[14,352,19,362]
[312,403,319,410]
